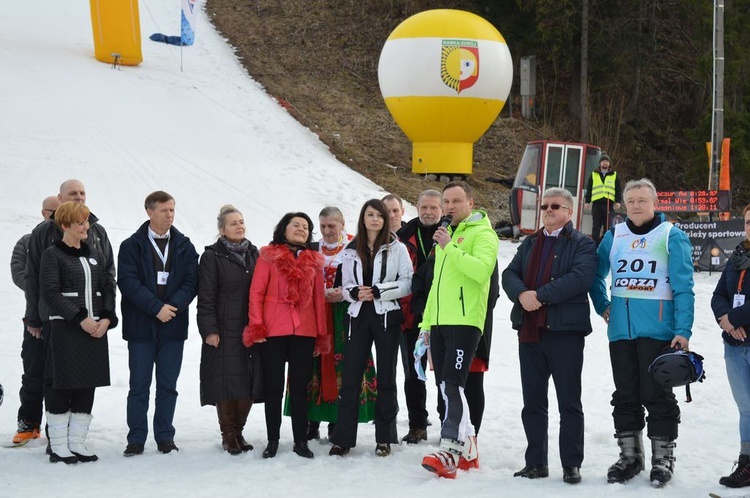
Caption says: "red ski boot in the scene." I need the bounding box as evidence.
[458,436,479,471]
[422,438,463,479]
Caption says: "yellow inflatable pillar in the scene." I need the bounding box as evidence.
[378,10,512,175]
[90,0,142,66]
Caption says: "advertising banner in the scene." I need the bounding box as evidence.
[673,219,744,272]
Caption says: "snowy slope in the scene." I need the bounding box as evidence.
[0,1,737,497]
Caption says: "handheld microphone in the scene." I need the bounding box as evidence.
[438,215,453,229]
[431,215,453,250]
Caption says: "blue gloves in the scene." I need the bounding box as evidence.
[413,330,430,381]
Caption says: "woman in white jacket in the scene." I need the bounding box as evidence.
[329,199,413,457]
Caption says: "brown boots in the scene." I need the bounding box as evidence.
[216,399,253,455]
[235,398,253,452]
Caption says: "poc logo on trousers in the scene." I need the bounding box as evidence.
[455,349,465,370]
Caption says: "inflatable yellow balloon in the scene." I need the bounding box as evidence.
[378,10,512,175]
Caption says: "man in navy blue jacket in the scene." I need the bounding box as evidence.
[503,187,597,485]
[118,191,198,456]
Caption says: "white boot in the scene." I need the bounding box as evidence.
[47,412,77,464]
[68,412,98,462]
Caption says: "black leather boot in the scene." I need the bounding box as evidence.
[293,440,314,458]
[306,421,320,441]
[262,440,279,459]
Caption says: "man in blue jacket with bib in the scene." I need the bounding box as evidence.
[590,178,694,488]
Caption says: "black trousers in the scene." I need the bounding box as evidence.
[331,305,401,448]
[610,337,680,439]
[431,325,481,442]
[17,327,46,424]
[591,200,610,246]
[436,371,485,435]
[400,326,428,430]
[47,388,95,414]
[260,335,315,443]
[519,331,585,467]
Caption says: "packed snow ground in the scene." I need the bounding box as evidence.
[0,1,741,497]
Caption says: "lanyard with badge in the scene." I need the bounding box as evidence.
[416,229,429,261]
[734,270,746,308]
[148,232,170,285]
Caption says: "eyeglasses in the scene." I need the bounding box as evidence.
[540,203,570,211]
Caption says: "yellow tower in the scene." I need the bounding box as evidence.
[90,0,142,66]
[378,10,512,175]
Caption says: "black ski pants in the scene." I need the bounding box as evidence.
[436,371,485,435]
[609,337,680,440]
[431,325,481,443]
[17,327,46,424]
[331,305,401,448]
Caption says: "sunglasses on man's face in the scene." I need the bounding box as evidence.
[540,203,570,211]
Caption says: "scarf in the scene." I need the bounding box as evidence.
[520,230,556,343]
[285,242,307,257]
[221,237,250,266]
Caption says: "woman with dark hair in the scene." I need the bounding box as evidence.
[329,199,413,457]
[198,205,262,455]
[713,203,750,489]
[243,212,330,459]
[40,201,117,464]
[301,207,377,441]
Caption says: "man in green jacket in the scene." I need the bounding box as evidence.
[419,181,499,479]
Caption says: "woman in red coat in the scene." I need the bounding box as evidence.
[243,212,329,459]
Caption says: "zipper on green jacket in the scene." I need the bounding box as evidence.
[434,255,448,326]
[459,286,465,316]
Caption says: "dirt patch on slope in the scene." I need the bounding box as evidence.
[205,0,541,222]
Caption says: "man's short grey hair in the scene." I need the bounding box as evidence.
[542,187,574,206]
[319,206,344,220]
[417,189,442,205]
[623,178,658,202]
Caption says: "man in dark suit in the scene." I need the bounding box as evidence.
[503,187,597,485]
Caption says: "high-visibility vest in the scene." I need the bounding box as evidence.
[591,171,617,202]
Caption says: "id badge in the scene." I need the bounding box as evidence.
[734,294,745,308]
[157,271,170,285]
